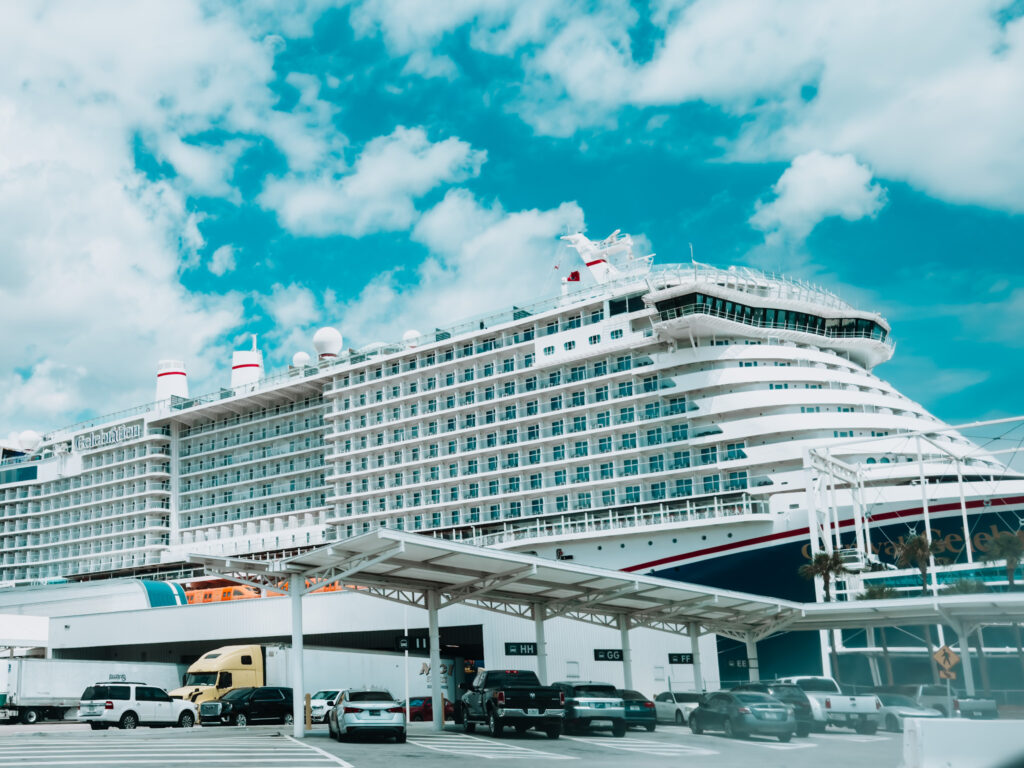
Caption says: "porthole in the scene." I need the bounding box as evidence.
[597,545,603,551]
[701,535,707,540]
[672,538,677,544]
[620,543,625,548]
[648,541,653,546]
[727,533,733,538]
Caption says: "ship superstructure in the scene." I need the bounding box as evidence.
[2,232,1021,629]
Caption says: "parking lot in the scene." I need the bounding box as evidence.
[0,721,902,768]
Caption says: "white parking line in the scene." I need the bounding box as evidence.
[731,738,817,750]
[0,735,344,767]
[562,735,719,757]
[408,733,576,760]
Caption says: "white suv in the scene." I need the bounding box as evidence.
[78,683,198,730]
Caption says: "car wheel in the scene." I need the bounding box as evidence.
[178,712,195,729]
[395,731,407,743]
[778,733,792,743]
[935,706,948,717]
[119,712,138,730]
[20,709,40,725]
[723,718,737,738]
[886,715,900,733]
[855,720,877,736]
[675,710,684,726]
[796,724,811,738]
[328,718,337,740]
[465,720,476,733]
[689,716,703,735]
[545,724,561,739]
[284,713,294,726]
[89,722,108,731]
[235,713,248,727]
[515,725,530,735]
[612,721,626,738]
[645,722,656,733]
[488,711,504,738]
[412,714,422,722]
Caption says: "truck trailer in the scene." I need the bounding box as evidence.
[0,658,186,724]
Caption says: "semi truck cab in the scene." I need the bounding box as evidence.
[169,645,263,704]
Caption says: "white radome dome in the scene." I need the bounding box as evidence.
[312,327,343,358]
[292,351,312,368]
[19,430,42,452]
[402,329,420,347]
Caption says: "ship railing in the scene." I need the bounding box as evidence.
[656,303,893,346]
[456,496,768,547]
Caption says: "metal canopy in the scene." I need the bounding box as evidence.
[792,593,1024,632]
[189,528,803,641]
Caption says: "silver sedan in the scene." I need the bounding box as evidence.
[328,689,407,743]
[876,693,943,732]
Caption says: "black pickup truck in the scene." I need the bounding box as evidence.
[457,669,564,738]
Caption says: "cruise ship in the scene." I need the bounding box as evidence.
[3,230,1022,679]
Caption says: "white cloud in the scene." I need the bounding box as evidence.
[334,189,585,346]
[260,126,486,237]
[0,1,340,432]
[750,151,887,242]
[209,245,238,276]
[350,0,1024,212]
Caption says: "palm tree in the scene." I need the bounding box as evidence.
[984,531,1024,678]
[799,551,846,602]
[895,534,939,594]
[858,585,898,684]
[986,531,1024,589]
[945,579,988,594]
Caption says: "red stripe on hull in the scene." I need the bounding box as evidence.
[156,371,186,377]
[622,495,1024,573]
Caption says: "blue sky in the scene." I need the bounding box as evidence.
[1,0,1022,439]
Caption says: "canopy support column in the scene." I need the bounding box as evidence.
[618,616,633,691]
[744,634,760,683]
[289,573,305,739]
[428,589,444,732]
[533,604,548,685]
[951,620,977,697]
[689,622,704,692]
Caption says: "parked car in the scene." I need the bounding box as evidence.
[617,689,656,732]
[327,689,406,742]
[875,693,943,732]
[310,689,342,724]
[689,691,796,742]
[653,691,702,724]
[552,682,626,736]
[78,682,197,730]
[730,682,814,737]
[777,676,880,734]
[458,669,564,738]
[886,684,998,719]
[198,686,294,726]
[407,695,455,722]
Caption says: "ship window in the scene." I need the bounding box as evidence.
[544,346,554,355]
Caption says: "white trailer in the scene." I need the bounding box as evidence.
[264,646,456,702]
[0,658,186,724]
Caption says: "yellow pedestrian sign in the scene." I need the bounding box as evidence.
[934,645,960,670]
[938,669,957,680]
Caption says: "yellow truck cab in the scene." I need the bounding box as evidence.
[169,645,263,704]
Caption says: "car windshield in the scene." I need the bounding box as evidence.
[183,673,218,687]
[574,685,617,697]
[879,694,918,707]
[794,678,839,692]
[221,687,255,700]
[735,693,775,704]
[349,691,393,702]
[311,691,339,700]
[673,693,702,703]
[81,685,129,701]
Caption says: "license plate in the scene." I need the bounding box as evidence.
[594,703,606,709]
[528,708,539,716]
[369,710,380,716]
[766,712,782,720]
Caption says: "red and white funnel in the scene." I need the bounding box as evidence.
[231,335,264,388]
[156,360,188,400]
